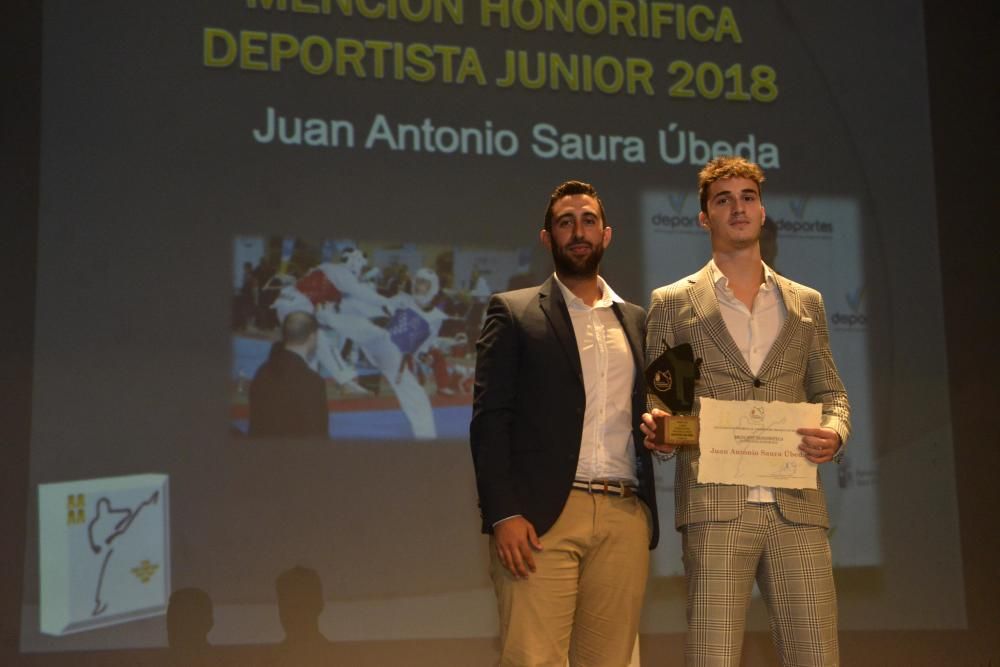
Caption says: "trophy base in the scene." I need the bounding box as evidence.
[655,414,699,446]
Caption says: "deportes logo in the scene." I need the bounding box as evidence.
[831,286,867,328]
[789,197,808,219]
[650,192,699,229]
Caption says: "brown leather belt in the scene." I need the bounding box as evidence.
[572,479,636,498]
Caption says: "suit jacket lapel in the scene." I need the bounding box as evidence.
[539,276,584,385]
[758,273,804,378]
[688,264,753,378]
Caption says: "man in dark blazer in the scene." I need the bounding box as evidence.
[249,311,328,438]
[471,180,658,666]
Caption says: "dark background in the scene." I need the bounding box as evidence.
[2,1,997,664]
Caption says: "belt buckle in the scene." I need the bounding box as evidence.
[593,479,623,497]
[577,479,631,497]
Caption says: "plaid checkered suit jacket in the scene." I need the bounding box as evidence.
[646,262,850,529]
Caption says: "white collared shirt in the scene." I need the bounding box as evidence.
[553,274,638,487]
[708,260,786,503]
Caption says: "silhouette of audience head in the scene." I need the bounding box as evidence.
[167,587,214,649]
[276,565,327,644]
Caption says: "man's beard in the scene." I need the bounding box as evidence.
[551,239,604,278]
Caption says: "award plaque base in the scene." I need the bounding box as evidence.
[655,414,699,446]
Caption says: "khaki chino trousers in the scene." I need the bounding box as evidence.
[491,489,652,667]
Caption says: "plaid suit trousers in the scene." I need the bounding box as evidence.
[682,503,838,667]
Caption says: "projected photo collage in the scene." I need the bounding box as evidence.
[230,236,533,440]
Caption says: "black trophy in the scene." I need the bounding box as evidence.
[645,340,703,446]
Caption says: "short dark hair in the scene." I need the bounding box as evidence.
[282,311,318,346]
[543,180,607,232]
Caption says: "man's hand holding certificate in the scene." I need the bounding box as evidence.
[696,398,822,489]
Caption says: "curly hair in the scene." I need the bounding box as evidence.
[698,157,765,213]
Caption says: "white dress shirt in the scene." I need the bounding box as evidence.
[709,260,786,503]
[553,274,638,487]
[492,275,639,527]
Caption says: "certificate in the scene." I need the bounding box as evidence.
[696,397,821,489]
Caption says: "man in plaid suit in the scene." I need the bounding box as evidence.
[641,157,851,666]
